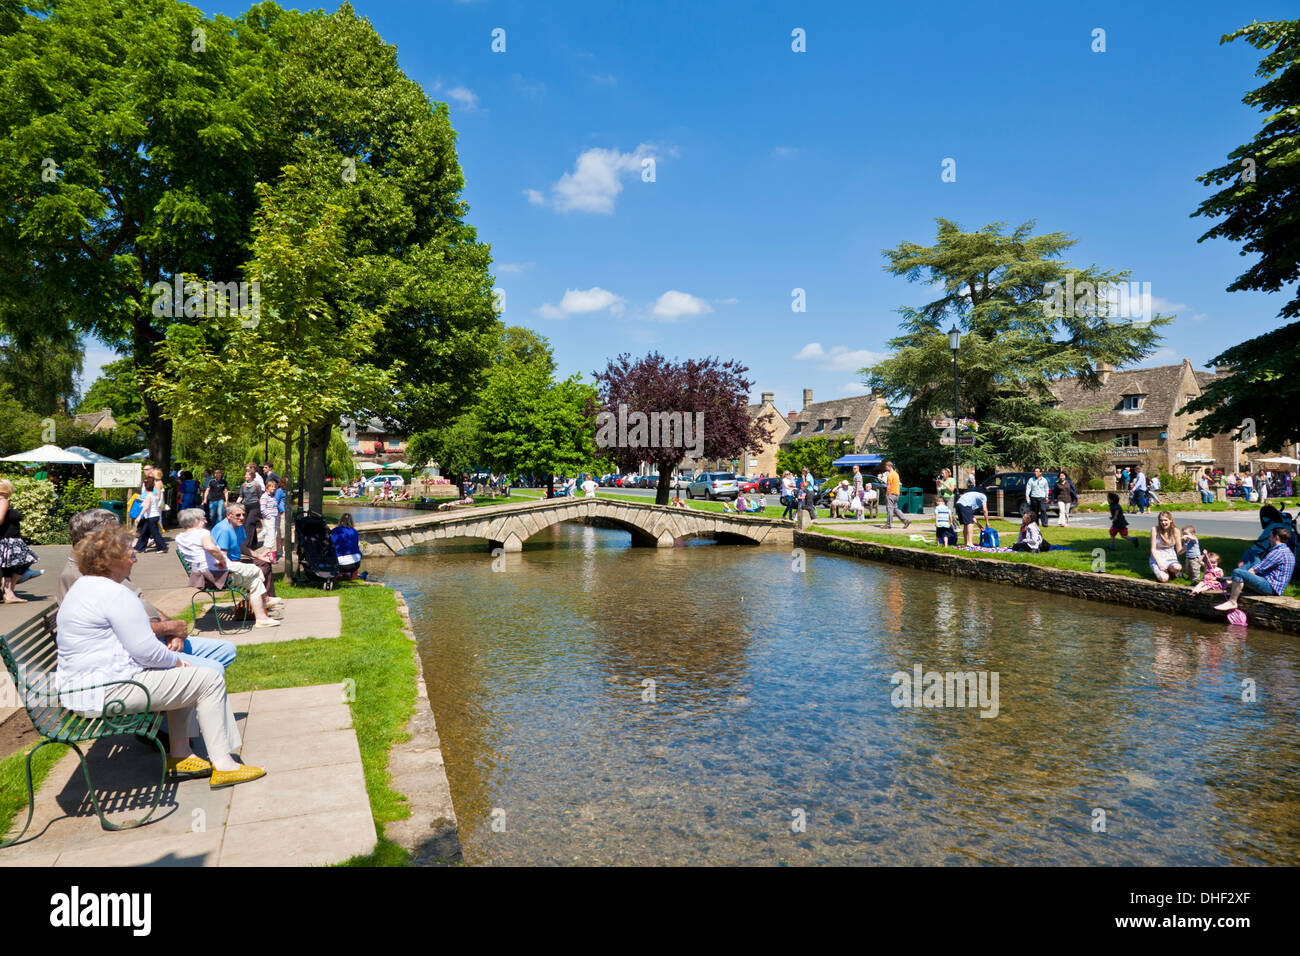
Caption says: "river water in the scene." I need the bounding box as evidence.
[360,521,1300,866]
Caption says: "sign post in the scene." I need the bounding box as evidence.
[93,463,142,489]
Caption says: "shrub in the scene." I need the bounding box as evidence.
[6,476,66,544]
[1157,470,1194,493]
[1088,477,1105,491]
[55,477,101,521]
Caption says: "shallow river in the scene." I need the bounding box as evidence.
[362,522,1300,866]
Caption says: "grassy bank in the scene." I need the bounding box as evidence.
[221,579,420,866]
[1,578,424,865]
[810,520,1300,597]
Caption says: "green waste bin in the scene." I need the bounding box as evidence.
[904,487,922,513]
[99,500,124,520]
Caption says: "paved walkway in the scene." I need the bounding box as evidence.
[0,683,374,866]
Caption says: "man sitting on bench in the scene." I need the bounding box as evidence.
[57,509,237,673]
[176,509,281,629]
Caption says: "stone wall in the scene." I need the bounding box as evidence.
[795,530,1300,635]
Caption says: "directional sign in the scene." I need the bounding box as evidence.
[94,462,142,488]
[939,435,975,446]
[931,417,955,430]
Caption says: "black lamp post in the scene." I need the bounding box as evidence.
[948,325,961,487]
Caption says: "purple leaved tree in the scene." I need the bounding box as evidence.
[593,352,773,505]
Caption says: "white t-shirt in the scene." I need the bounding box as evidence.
[176,527,220,572]
[581,479,597,497]
[956,491,988,511]
[56,575,178,712]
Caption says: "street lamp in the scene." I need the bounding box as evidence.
[948,324,961,488]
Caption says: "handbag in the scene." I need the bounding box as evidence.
[127,493,143,521]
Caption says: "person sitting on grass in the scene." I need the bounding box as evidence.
[57,509,236,674]
[670,496,688,509]
[178,509,282,629]
[1215,528,1295,611]
[329,513,363,580]
[57,523,267,789]
[1107,491,1137,550]
[1149,510,1184,583]
[1190,551,1225,595]
[1011,511,1050,553]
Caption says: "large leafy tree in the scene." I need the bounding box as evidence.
[775,436,848,484]
[270,4,500,507]
[78,358,144,431]
[0,0,297,471]
[474,356,598,498]
[1182,19,1300,452]
[0,325,83,414]
[594,352,772,505]
[866,219,1168,481]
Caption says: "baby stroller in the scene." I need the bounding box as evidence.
[293,511,342,590]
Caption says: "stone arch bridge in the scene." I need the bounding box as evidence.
[355,496,793,556]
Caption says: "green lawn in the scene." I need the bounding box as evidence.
[1073,499,1290,513]
[1,578,426,865]
[809,520,1300,597]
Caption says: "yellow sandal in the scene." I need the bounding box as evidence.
[166,755,213,778]
[209,765,267,789]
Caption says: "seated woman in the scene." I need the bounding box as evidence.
[1011,511,1050,552]
[330,513,363,580]
[56,524,267,788]
[1149,510,1183,582]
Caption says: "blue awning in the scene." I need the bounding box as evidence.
[832,454,883,467]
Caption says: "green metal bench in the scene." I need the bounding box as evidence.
[177,551,249,635]
[0,606,167,847]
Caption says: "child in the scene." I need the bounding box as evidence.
[1190,551,1225,594]
[259,478,280,558]
[1182,525,1203,581]
[934,500,957,546]
[1107,491,1137,550]
[1011,511,1049,552]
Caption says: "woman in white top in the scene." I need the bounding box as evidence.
[133,476,167,553]
[57,524,267,788]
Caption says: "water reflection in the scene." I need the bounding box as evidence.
[367,522,1300,865]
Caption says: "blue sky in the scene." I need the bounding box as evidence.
[85,0,1294,417]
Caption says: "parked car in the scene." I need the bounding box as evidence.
[738,477,761,494]
[755,477,783,494]
[686,472,740,500]
[976,471,1070,522]
[644,475,659,490]
[364,474,405,492]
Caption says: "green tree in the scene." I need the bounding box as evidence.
[0,325,83,414]
[473,356,598,498]
[0,381,42,456]
[867,219,1169,481]
[0,0,299,471]
[776,436,848,485]
[77,358,145,432]
[408,414,484,496]
[1182,19,1300,452]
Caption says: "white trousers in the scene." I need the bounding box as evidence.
[103,665,241,756]
[225,561,266,601]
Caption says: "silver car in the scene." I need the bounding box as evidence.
[686,471,739,500]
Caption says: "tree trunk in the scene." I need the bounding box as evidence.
[305,418,332,514]
[656,461,673,505]
[546,473,554,498]
[283,428,294,583]
[135,318,172,477]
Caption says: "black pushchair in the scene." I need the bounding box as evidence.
[293,511,342,590]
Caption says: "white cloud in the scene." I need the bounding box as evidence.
[794,342,889,371]
[536,286,626,319]
[529,143,661,214]
[714,297,738,305]
[496,262,534,273]
[444,86,479,111]
[648,290,713,320]
[1149,295,1206,321]
[523,189,545,205]
[841,382,873,395]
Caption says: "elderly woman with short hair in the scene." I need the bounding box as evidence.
[56,524,266,788]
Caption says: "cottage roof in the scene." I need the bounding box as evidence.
[780,393,884,445]
[1047,363,1192,431]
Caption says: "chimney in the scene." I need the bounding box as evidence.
[802,388,813,409]
[761,391,774,405]
[1096,362,1113,385]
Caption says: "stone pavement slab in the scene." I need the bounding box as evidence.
[0,682,373,866]
[191,595,342,645]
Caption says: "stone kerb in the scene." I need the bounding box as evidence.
[795,529,1300,635]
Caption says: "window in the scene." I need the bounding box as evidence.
[832,416,848,430]
[813,419,828,433]
[791,422,803,435]
[1115,433,1140,447]
[1120,394,1145,411]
